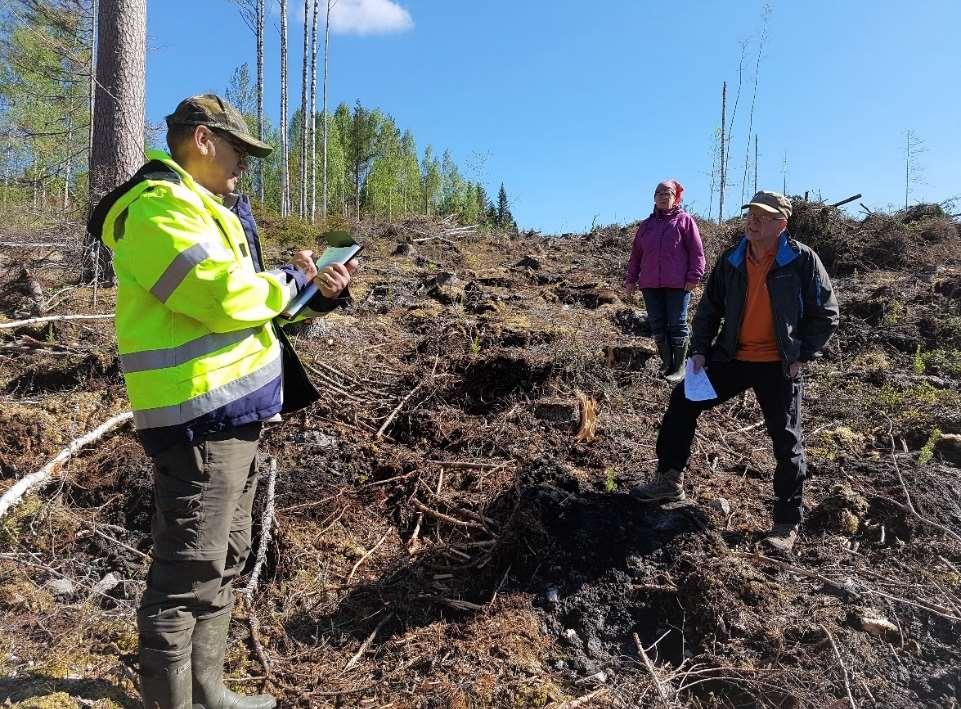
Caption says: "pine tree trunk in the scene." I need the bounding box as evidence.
[308,0,319,221]
[256,0,265,202]
[85,0,146,283]
[280,0,290,217]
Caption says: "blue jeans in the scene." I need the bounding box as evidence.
[641,288,691,340]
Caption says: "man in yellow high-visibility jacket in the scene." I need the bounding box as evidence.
[89,94,356,708]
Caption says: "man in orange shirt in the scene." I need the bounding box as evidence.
[633,192,839,554]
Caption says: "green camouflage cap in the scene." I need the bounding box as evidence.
[165,94,272,159]
[742,190,792,219]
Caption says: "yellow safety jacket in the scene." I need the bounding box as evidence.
[89,150,320,431]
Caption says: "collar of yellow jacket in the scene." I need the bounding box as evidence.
[144,149,224,204]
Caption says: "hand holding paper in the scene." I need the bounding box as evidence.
[684,358,717,401]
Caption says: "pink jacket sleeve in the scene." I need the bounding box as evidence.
[625,224,645,286]
[683,216,705,285]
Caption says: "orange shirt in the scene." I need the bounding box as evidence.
[736,245,781,362]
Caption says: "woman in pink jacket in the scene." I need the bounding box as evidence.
[624,179,705,382]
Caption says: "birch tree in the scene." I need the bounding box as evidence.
[279,0,290,216]
[308,0,319,220]
[228,0,264,200]
[321,0,333,217]
[298,0,309,218]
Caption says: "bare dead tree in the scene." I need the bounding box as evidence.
[84,0,146,283]
[903,129,926,210]
[322,0,334,218]
[229,0,265,202]
[707,127,720,222]
[740,3,771,205]
[298,0,310,218]
[782,151,788,195]
[308,0,319,221]
[718,81,726,223]
[722,39,748,214]
[256,0,264,201]
[280,0,290,216]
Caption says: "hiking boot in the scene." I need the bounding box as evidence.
[192,611,276,709]
[630,468,685,502]
[140,647,192,709]
[664,338,688,384]
[654,336,672,376]
[761,522,799,555]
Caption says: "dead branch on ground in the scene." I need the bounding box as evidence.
[0,411,133,521]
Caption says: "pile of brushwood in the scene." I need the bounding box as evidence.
[0,201,959,708]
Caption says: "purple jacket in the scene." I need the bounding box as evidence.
[624,207,705,290]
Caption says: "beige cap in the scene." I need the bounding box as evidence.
[742,191,792,219]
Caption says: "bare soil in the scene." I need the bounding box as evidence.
[0,204,959,708]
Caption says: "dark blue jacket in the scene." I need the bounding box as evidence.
[691,232,839,370]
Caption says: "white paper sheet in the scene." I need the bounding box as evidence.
[683,359,718,401]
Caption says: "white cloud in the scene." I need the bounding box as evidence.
[329,0,413,35]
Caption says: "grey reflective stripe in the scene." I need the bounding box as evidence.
[120,327,260,373]
[132,354,281,429]
[150,243,210,303]
[267,268,298,300]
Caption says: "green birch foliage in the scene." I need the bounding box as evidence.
[421,145,440,217]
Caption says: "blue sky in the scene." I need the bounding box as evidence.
[146,0,960,234]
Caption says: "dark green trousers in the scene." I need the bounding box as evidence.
[137,423,262,661]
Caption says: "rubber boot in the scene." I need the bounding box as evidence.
[140,647,192,709]
[664,337,688,383]
[654,336,672,377]
[630,467,685,502]
[192,611,276,709]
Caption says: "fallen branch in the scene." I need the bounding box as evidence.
[344,612,393,671]
[425,459,511,470]
[0,313,113,330]
[421,595,485,612]
[886,450,961,545]
[746,552,961,622]
[242,457,278,599]
[375,376,433,438]
[631,583,679,594]
[633,631,673,707]
[741,552,856,597]
[346,530,390,584]
[240,457,278,682]
[411,498,486,530]
[0,241,79,248]
[829,193,862,209]
[305,363,370,402]
[245,600,271,678]
[0,411,133,521]
[819,624,857,709]
[871,493,961,546]
[551,688,609,708]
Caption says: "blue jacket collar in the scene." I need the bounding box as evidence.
[728,231,799,268]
